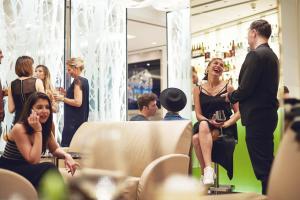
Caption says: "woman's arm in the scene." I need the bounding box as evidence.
[48,133,78,175]
[12,123,43,164]
[7,86,15,113]
[35,79,45,93]
[223,85,241,128]
[56,84,82,107]
[46,90,59,113]
[193,86,207,121]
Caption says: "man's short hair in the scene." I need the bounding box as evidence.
[250,19,272,39]
[137,93,157,111]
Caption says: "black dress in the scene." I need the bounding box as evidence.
[11,78,37,124]
[193,84,238,179]
[0,140,58,189]
[61,76,89,147]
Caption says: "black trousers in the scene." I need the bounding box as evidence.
[245,115,278,194]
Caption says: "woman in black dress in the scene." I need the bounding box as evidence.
[0,92,78,189]
[192,58,240,185]
[54,58,89,147]
[8,56,45,124]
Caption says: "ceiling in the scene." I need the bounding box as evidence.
[127,0,278,52]
[127,7,166,53]
[191,0,278,35]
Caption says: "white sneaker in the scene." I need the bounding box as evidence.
[203,166,215,185]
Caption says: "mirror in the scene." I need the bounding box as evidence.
[127,7,167,120]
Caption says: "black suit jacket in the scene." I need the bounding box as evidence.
[229,43,279,126]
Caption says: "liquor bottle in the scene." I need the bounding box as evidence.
[200,42,205,57]
[231,40,235,57]
[205,46,210,62]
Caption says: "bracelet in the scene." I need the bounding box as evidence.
[34,130,42,133]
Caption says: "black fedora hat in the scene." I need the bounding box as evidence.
[160,88,187,112]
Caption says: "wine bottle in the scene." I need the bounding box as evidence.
[231,40,235,57]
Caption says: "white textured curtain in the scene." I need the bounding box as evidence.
[71,0,127,121]
[0,0,64,147]
[167,8,191,119]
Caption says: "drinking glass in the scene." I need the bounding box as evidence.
[215,110,226,137]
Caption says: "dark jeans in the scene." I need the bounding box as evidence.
[245,115,278,194]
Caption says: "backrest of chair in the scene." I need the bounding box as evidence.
[70,121,192,177]
[267,126,300,200]
[0,169,38,200]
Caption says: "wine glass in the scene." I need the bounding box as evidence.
[215,110,226,137]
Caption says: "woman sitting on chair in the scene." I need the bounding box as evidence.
[192,58,240,185]
[0,92,78,189]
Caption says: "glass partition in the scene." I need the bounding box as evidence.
[71,0,127,121]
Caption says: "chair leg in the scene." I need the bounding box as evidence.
[209,163,234,194]
[214,162,219,188]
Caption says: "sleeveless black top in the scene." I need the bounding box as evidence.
[199,84,238,140]
[200,84,233,120]
[64,76,89,125]
[11,78,37,124]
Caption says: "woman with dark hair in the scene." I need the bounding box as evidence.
[8,56,45,124]
[0,92,78,188]
[192,58,240,185]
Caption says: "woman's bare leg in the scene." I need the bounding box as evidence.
[198,121,213,168]
[192,134,205,174]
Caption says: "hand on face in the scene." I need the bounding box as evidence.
[28,109,42,132]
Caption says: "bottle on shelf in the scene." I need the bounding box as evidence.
[230,40,235,57]
[204,45,210,62]
[200,42,205,57]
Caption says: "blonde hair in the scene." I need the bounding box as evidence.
[35,65,54,93]
[66,57,84,71]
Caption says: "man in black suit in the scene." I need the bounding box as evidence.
[223,20,279,194]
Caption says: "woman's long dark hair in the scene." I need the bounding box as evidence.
[18,92,53,153]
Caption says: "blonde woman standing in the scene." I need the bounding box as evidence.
[54,58,89,147]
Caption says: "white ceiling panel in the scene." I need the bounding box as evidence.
[191,0,278,34]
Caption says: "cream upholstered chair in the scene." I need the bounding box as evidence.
[61,120,192,200]
[0,169,38,200]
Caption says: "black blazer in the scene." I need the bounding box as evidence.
[229,43,279,126]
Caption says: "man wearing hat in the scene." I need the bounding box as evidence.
[160,87,187,120]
